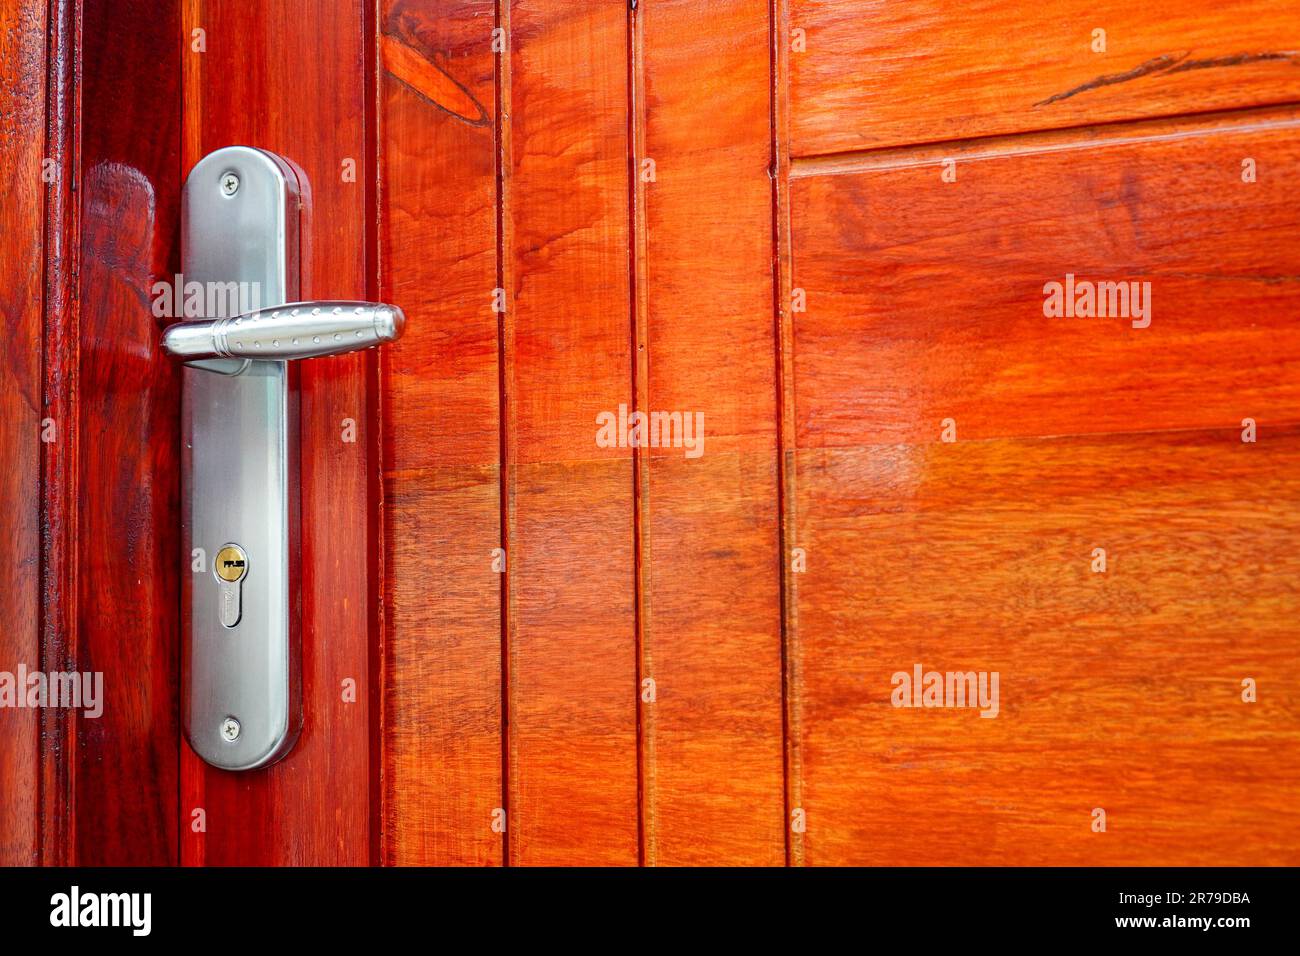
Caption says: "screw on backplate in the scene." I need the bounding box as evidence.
[220,716,241,741]
[220,172,240,196]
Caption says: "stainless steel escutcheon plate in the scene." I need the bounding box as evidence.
[174,146,404,770]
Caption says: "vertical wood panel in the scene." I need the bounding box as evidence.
[180,0,372,866]
[74,0,183,865]
[378,0,504,866]
[0,0,48,867]
[504,0,639,865]
[635,0,786,865]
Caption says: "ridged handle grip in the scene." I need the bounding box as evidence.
[163,301,405,363]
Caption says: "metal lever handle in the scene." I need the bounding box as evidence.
[162,300,405,364]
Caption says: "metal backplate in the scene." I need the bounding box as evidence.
[181,146,302,770]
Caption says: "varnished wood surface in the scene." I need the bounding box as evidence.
[791,430,1300,864]
[379,0,504,866]
[789,0,1300,154]
[635,0,786,865]
[7,0,1298,868]
[786,111,1300,863]
[74,0,182,865]
[1,0,182,866]
[790,110,1300,448]
[377,0,790,866]
[38,0,79,867]
[180,0,373,866]
[0,0,48,867]
[352,2,1300,865]
[502,0,640,865]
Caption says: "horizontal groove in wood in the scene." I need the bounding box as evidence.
[790,103,1300,177]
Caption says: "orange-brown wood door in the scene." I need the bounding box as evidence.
[6,0,1299,867]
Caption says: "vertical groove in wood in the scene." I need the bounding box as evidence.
[626,0,651,869]
[495,0,515,868]
[363,0,384,870]
[771,0,802,867]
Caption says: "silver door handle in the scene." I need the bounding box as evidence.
[162,301,405,365]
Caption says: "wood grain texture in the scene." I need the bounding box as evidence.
[634,0,786,865]
[503,0,640,865]
[795,431,1300,864]
[787,113,1300,863]
[0,0,48,867]
[379,0,504,866]
[38,0,80,867]
[180,0,373,866]
[788,0,1300,154]
[791,110,1300,449]
[72,0,182,866]
[5,0,1284,868]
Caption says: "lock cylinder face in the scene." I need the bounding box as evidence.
[214,543,248,628]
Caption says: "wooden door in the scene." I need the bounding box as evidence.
[3,0,183,866]
[3,0,1298,867]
